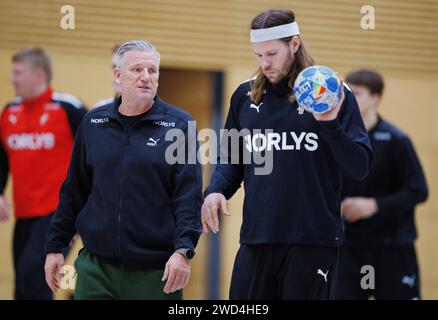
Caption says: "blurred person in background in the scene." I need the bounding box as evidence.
[93,44,121,108]
[336,69,428,300]
[0,47,87,299]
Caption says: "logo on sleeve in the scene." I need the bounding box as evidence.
[90,117,109,124]
[374,131,391,141]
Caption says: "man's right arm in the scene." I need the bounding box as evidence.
[204,89,245,199]
[202,88,245,233]
[45,121,93,253]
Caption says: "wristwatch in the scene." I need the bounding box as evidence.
[175,248,195,260]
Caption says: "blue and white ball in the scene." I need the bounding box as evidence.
[293,66,342,113]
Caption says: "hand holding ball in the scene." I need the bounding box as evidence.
[293,66,343,114]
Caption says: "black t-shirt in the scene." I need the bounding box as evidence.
[117,110,148,129]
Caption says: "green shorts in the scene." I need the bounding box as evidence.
[74,248,183,300]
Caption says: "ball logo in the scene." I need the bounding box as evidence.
[314,83,326,100]
[295,81,312,95]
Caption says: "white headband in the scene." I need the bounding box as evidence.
[250,22,300,43]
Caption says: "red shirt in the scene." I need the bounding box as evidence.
[0,87,86,218]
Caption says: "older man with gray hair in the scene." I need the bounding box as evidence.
[44,40,203,299]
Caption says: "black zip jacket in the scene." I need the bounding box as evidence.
[343,117,428,246]
[46,96,203,270]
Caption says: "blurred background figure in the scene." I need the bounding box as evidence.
[93,44,121,108]
[337,70,428,300]
[0,47,87,299]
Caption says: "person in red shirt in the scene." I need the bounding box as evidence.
[0,47,87,299]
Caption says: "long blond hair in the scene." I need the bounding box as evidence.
[250,9,315,104]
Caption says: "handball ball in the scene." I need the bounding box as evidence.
[293,66,342,113]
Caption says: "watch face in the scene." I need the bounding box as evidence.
[186,249,195,259]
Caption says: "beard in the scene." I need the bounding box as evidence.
[263,51,294,84]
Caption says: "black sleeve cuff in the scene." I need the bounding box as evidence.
[318,118,342,139]
[45,244,64,255]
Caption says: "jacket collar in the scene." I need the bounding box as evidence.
[22,87,53,108]
[105,95,165,122]
[268,76,292,97]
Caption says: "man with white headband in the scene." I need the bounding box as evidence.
[202,9,373,299]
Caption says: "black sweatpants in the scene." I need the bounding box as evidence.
[335,244,420,300]
[13,213,55,300]
[229,244,339,300]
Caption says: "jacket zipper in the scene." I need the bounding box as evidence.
[117,132,130,268]
[115,118,153,268]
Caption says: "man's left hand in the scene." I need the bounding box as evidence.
[341,197,378,223]
[162,252,190,294]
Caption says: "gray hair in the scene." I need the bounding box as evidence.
[116,40,161,68]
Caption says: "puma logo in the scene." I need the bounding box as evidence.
[147,137,160,146]
[250,102,263,113]
[317,269,329,282]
